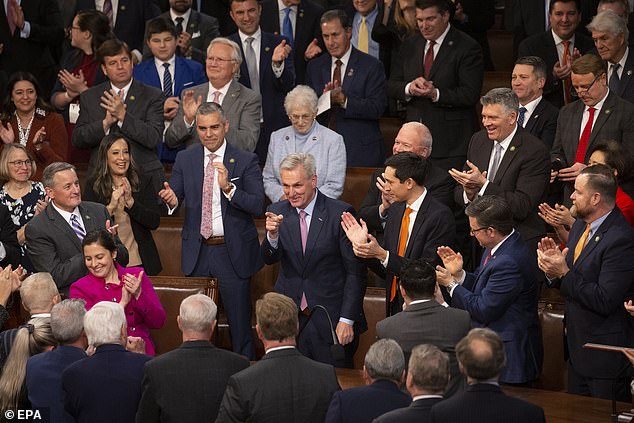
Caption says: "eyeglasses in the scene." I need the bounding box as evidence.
[469,227,489,235]
[206,56,235,64]
[288,113,314,123]
[8,159,32,168]
[573,73,603,93]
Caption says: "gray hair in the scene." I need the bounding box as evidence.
[83,301,126,347]
[196,102,227,122]
[408,344,450,393]
[587,10,629,39]
[42,162,76,189]
[364,339,405,382]
[207,37,243,67]
[480,88,519,115]
[284,85,319,115]
[20,273,59,314]
[279,152,317,179]
[401,121,433,152]
[51,299,86,344]
[179,294,218,333]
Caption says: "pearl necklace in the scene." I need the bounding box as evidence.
[14,110,34,147]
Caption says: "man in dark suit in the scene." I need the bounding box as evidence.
[228,0,295,164]
[26,299,87,423]
[517,0,595,108]
[376,260,470,395]
[306,9,386,168]
[436,196,543,384]
[452,0,495,70]
[538,164,634,401]
[512,0,550,56]
[325,339,410,423]
[151,0,220,64]
[512,56,560,149]
[72,38,166,192]
[551,54,634,204]
[260,0,323,84]
[342,152,455,316]
[262,152,366,367]
[136,294,249,422]
[430,328,546,422]
[388,0,483,172]
[450,88,551,248]
[26,162,129,294]
[164,37,261,152]
[159,102,263,359]
[62,301,151,423]
[0,0,64,98]
[374,344,448,423]
[217,292,340,422]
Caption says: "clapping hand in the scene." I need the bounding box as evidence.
[126,336,146,354]
[120,270,143,308]
[0,120,15,144]
[537,237,569,279]
[437,246,464,279]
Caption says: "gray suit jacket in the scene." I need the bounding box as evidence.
[25,201,129,294]
[164,79,261,152]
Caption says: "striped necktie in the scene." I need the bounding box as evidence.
[70,214,86,241]
[162,63,173,98]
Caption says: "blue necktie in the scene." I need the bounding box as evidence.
[162,63,173,98]
[70,214,86,241]
[609,63,621,93]
[283,7,293,47]
[517,106,527,127]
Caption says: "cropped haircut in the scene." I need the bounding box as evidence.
[480,88,519,115]
[256,293,298,342]
[408,344,450,392]
[399,259,437,299]
[42,162,76,189]
[587,10,629,38]
[402,121,434,152]
[51,299,86,344]
[284,85,319,115]
[364,339,405,382]
[207,37,243,66]
[83,301,127,347]
[465,195,514,236]
[571,54,607,77]
[515,56,547,81]
[320,9,351,28]
[415,0,452,15]
[456,328,506,381]
[145,16,178,40]
[0,143,36,184]
[588,139,633,182]
[384,152,427,186]
[97,38,131,65]
[196,102,227,122]
[280,152,317,179]
[579,164,618,205]
[19,273,59,314]
[549,0,581,13]
[179,294,218,333]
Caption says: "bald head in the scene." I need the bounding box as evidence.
[392,122,433,158]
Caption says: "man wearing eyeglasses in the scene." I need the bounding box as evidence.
[165,37,261,152]
[551,53,634,206]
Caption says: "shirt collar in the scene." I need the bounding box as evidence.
[429,22,451,46]
[109,78,133,98]
[356,6,378,22]
[409,299,432,306]
[551,30,575,46]
[494,124,518,150]
[490,229,515,256]
[265,345,296,354]
[332,45,352,66]
[51,201,80,223]
[208,79,232,95]
[586,89,609,113]
[154,55,176,69]
[296,190,318,216]
[412,394,444,401]
[30,312,51,318]
[170,8,192,25]
[407,188,427,210]
[238,28,262,44]
[520,95,542,112]
[277,0,296,12]
[204,139,227,158]
[587,209,612,237]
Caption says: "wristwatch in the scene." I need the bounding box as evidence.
[446,281,458,292]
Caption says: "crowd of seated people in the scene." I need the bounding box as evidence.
[2,0,634,420]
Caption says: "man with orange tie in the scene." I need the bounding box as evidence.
[261,152,366,368]
[537,164,634,401]
[342,152,454,316]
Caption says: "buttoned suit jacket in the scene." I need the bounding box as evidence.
[133,55,207,97]
[164,79,261,152]
[523,98,559,150]
[324,379,411,423]
[373,397,443,423]
[259,0,324,84]
[216,348,340,423]
[376,301,470,393]
[451,231,542,384]
[306,47,387,167]
[610,50,634,105]
[517,31,594,109]
[25,201,129,293]
[429,383,545,423]
[388,27,483,160]
[136,340,249,423]
[549,208,634,379]
[169,142,264,277]
[459,129,550,242]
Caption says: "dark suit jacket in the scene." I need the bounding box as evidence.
[169,143,264,277]
[429,383,545,423]
[376,301,470,394]
[388,28,484,160]
[306,47,387,167]
[549,208,634,379]
[523,98,559,150]
[75,0,160,53]
[136,340,249,423]
[0,204,20,269]
[261,191,367,330]
[133,55,207,97]
[460,129,550,242]
[512,0,547,53]
[82,174,162,276]
[26,346,87,423]
[259,0,324,84]
[610,50,634,105]
[517,31,594,108]
[373,397,443,423]
[62,344,151,423]
[25,201,129,293]
[451,231,542,384]
[216,348,340,423]
[324,379,411,423]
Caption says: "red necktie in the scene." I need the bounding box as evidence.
[424,40,435,79]
[391,207,412,302]
[575,107,596,164]
[6,0,15,35]
[328,59,342,129]
[562,40,573,104]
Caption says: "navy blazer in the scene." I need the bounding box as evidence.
[170,142,264,277]
[374,397,443,423]
[133,56,207,97]
[451,231,542,384]
[523,98,559,150]
[306,47,387,167]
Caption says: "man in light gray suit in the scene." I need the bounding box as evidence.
[376,259,470,396]
[25,163,128,294]
[165,37,261,152]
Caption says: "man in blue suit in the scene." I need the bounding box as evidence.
[306,9,386,167]
[538,164,634,401]
[134,17,207,162]
[228,0,295,164]
[436,195,542,384]
[159,102,264,359]
[262,152,366,367]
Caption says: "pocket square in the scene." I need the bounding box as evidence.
[192,31,201,38]
[230,177,241,181]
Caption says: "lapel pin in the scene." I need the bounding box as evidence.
[299,12,304,17]
[347,68,354,77]
[318,217,323,222]
[533,114,539,119]
[629,70,633,76]
[448,40,454,46]
[265,47,270,52]
[229,158,235,163]
[510,146,516,152]
[85,215,91,220]
[129,95,135,101]
[605,109,611,114]
[594,235,600,242]
[120,5,126,10]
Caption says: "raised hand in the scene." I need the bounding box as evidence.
[272,39,292,65]
[0,120,15,144]
[437,246,464,277]
[126,336,146,354]
[158,182,177,208]
[341,212,368,245]
[265,212,284,240]
[182,90,203,124]
[100,88,126,122]
[303,38,322,60]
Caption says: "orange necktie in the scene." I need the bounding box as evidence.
[573,223,591,263]
[562,40,573,104]
[391,207,412,302]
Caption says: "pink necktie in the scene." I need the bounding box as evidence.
[6,0,15,35]
[103,0,113,27]
[200,153,216,239]
[212,90,221,104]
[299,210,308,310]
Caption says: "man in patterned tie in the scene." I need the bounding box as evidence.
[159,102,263,359]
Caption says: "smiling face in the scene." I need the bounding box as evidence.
[511,64,545,104]
[101,51,133,88]
[281,166,317,209]
[107,138,130,177]
[549,1,581,41]
[321,18,351,59]
[46,169,81,213]
[7,148,32,183]
[481,104,517,142]
[415,5,449,41]
[230,0,261,36]
[147,31,178,62]
[196,111,228,153]
[205,43,239,87]
[83,242,117,280]
[11,80,37,115]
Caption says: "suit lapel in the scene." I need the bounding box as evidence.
[572,212,616,266]
[342,48,360,91]
[187,11,201,34]
[283,205,304,266]
[223,80,240,110]
[566,101,585,161]
[260,34,274,86]
[525,100,545,133]
[619,53,634,96]
[428,28,455,80]
[405,195,430,257]
[303,192,325,268]
[47,206,82,250]
[124,80,142,114]
[588,93,616,149]
[493,130,523,183]
[387,202,406,252]
[79,204,99,233]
